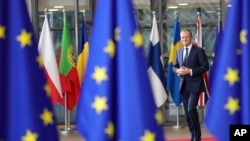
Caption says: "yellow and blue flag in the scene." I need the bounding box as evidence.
[167,17,182,106]
[205,0,250,140]
[0,0,59,141]
[75,0,165,140]
[77,14,89,84]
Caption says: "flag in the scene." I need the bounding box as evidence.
[205,0,250,140]
[208,22,224,92]
[77,14,89,84]
[167,17,182,106]
[75,0,165,140]
[0,0,59,140]
[194,15,209,107]
[147,14,167,108]
[58,13,80,111]
[194,15,202,47]
[38,14,62,104]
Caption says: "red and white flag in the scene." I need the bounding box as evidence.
[194,15,210,107]
[38,15,62,104]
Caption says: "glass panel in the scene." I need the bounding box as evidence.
[142,26,151,56]
[164,1,222,58]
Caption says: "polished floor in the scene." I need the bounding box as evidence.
[59,124,214,141]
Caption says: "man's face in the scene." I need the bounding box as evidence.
[180,31,192,47]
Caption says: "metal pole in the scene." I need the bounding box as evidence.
[218,12,221,32]
[64,93,69,131]
[74,0,79,59]
[172,106,184,129]
[196,10,205,123]
[60,93,73,134]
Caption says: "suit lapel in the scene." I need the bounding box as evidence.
[180,48,185,66]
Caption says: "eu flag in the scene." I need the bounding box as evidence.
[75,0,165,141]
[205,0,250,141]
[208,21,224,92]
[167,17,182,106]
[0,0,59,141]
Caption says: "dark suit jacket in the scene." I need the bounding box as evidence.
[173,45,209,94]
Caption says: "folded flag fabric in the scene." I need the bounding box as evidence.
[0,0,59,140]
[205,0,250,141]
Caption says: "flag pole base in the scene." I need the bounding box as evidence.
[60,127,75,134]
[172,106,184,129]
[172,125,184,129]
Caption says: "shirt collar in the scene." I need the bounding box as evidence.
[184,44,192,49]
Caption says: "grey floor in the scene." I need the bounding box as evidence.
[58,124,214,141]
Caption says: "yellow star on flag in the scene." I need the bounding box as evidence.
[224,96,240,115]
[140,130,156,141]
[22,130,38,141]
[0,25,6,39]
[92,96,108,114]
[131,31,144,48]
[40,108,54,126]
[92,66,108,84]
[17,29,32,48]
[36,56,43,68]
[105,121,115,139]
[44,83,51,97]
[240,29,247,44]
[154,110,164,125]
[224,67,239,86]
[104,40,115,58]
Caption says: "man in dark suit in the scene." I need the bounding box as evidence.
[173,28,209,141]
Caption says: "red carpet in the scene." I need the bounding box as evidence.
[168,137,217,141]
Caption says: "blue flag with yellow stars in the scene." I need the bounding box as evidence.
[0,0,59,141]
[205,0,250,141]
[208,21,223,93]
[75,0,165,141]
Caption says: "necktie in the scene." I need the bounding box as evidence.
[184,48,189,65]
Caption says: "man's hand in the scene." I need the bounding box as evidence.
[177,66,190,76]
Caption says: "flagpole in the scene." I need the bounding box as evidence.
[172,11,184,129]
[196,10,205,123]
[196,8,204,121]
[60,93,73,134]
[172,106,184,129]
[60,10,73,134]
[217,12,221,32]
[74,0,79,60]
[43,8,70,135]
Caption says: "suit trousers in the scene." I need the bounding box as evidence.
[181,92,201,141]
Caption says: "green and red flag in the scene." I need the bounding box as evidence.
[58,14,80,111]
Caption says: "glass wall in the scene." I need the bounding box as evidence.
[165,1,224,55]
